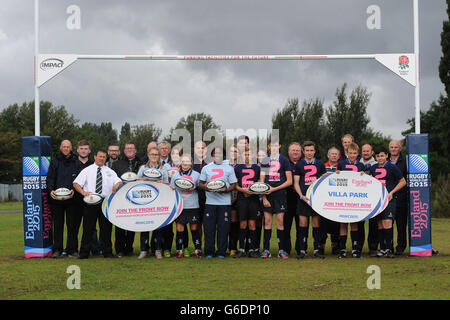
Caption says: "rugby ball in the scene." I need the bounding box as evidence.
[248,182,270,194]
[143,168,163,180]
[83,193,104,205]
[174,177,195,190]
[121,171,137,182]
[206,180,226,191]
[54,188,72,200]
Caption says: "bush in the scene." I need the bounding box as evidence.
[431,174,450,218]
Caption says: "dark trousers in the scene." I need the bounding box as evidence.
[161,224,174,252]
[358,220,366,251]
[204,205,231,256]
[79,203,113,257]
[51,199,77,253]
[395,202,408,252]
[141,230,164,252]
[284,197,300,255]
[115,227,135,254]
[367,217,379,251]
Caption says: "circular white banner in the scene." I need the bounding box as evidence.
[307,171,388,223]
[102,181,183,232]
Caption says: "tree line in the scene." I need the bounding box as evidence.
[0,81,436,184]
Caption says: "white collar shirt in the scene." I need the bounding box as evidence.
[73,163,121,197]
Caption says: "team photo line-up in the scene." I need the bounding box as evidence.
[47,133,408,260]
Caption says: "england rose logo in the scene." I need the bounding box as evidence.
[399,55,409,70]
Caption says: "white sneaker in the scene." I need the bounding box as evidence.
[155,250,163,259]
[137,251,147,259]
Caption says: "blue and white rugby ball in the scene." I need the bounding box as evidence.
[143,168,163,180]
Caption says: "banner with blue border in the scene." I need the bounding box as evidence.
[22,136,53,258]
[406,134,432,257]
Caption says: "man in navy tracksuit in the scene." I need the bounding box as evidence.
[388,140,408,255]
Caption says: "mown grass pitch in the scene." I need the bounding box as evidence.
[0,209,448,300]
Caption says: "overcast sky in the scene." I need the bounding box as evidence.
[0,0,446,142]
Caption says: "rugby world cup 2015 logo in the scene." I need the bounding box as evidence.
[40,156,51,176]
[329,178,337,186]
[23,157,40,176]
[126,184,159,205]
[409,154,429,174]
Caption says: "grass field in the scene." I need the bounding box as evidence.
[0,205,449,300]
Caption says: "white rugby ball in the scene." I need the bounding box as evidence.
[83,193,104,205]
[174,177,195,190]
[143,168,163,180]
[54,188,72,200]
[248,182,270,194]
[121,171,138,182]
[206,179,226,191]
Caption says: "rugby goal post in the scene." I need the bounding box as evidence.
[26,0,431,258]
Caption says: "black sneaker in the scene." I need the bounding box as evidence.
[103,254,118,258]
[313,249,325,259]
[377,250,386,257]
[432,248,439,255]
[234,250,246,258]
[52,251,62,258]
[395,250,404,256]
[68,252,79,258]
[61,251,68,257]
[296,250,306,259]
[338,250,347,259]
[352,250,362,258]
[248,250,260,258]
[369,250,378,257]
[385,250,395,258]
[77,254,88,259]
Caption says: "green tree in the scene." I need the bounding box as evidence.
[272,98,328,157]
[119,122,132,149]
[272,98,300,154]
[439,0,450,96]
[403,96,449,179]
[325,83,371,149]
[166,112,221,154]
[130,124,162,158]
[74,122,118,154]
[0,131,29,183]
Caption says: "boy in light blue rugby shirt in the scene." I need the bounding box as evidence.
[199,146,237,259]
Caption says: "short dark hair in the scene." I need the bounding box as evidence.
[374,146,388,155]
[237,135,250,143]
[95,149,107,156]
[303,141,316,149]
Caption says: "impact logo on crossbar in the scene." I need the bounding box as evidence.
[40,58,64,71]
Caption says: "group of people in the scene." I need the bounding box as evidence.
[46,133,409,260]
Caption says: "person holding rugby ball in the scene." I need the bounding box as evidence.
[336,142,365,258]
[136,147,170,259]
[369,146,406,258]
[234,146,262,258]
[199,146,237,259]
[259,139,292,260]
[170,155,202,258]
